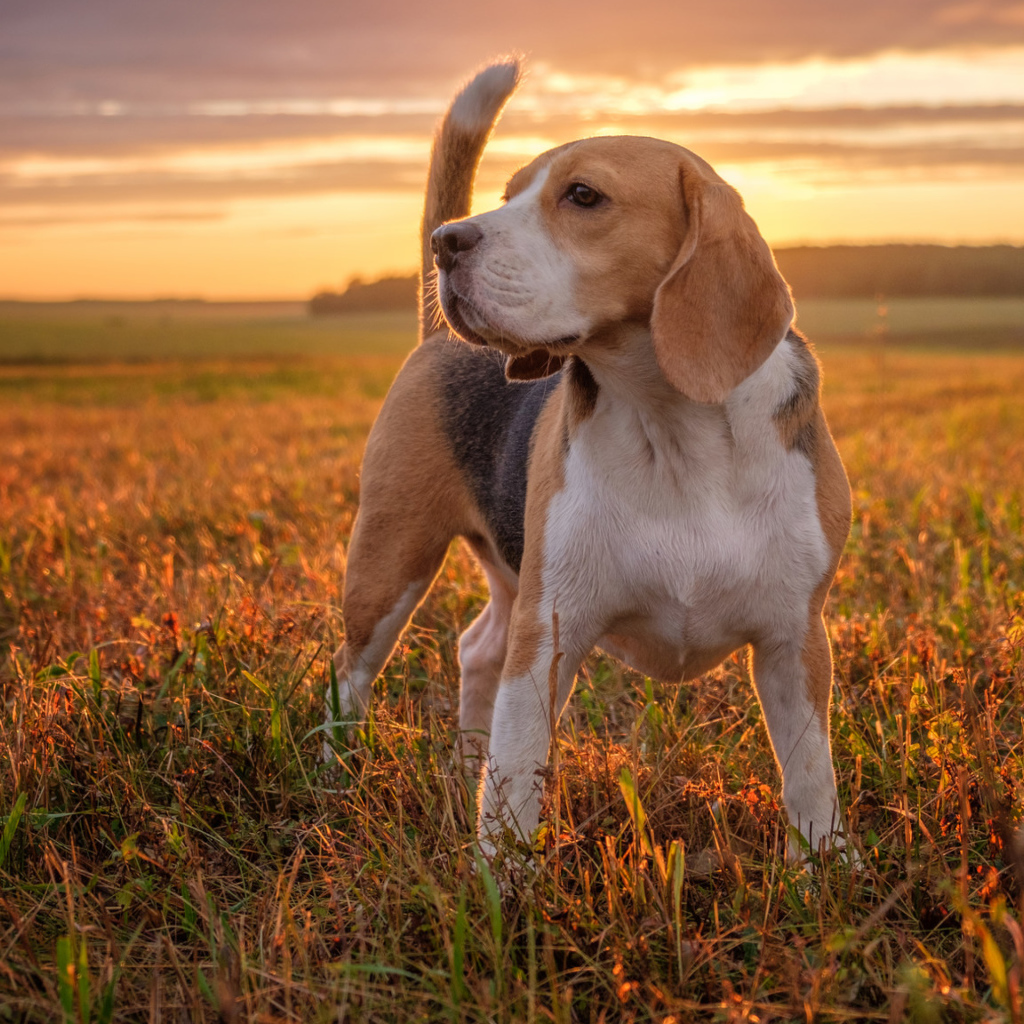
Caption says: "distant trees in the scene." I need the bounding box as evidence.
[309,275,418,316]
[308,246,1024,315]
[775,245,1024,299]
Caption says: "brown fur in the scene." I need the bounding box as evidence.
[333,340,480,675]
[800,409,853,721]
[501,382,569,679]
[651,167,795,404]
[773,332,823,451]
[529,140,688,327]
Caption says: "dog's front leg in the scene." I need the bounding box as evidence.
[751,615,845,859]
[476,601,596,855]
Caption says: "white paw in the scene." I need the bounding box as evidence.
[787,826,861,869]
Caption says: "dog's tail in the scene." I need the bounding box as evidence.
[420,59,521,336]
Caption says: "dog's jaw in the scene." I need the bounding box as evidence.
[436,278,489,346]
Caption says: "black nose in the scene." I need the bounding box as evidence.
[431,222,483,272]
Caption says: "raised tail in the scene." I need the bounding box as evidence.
[419,59,521,336]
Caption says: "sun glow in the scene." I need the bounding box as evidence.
[0,192,425,299]
[525,47,1024,115]
[2,47,1023,298]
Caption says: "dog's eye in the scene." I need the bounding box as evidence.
[565,183,603,208]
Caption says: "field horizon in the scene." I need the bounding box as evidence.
[4,242,1024,308]
[1,294,1023,368]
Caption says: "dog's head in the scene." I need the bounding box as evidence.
[432,136,793,403]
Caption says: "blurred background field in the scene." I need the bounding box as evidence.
[1,293,1023,365]
[0,303,418,363]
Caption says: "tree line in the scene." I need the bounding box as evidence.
[309,245,1024,315]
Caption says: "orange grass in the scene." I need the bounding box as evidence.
[1,346,1023,1022]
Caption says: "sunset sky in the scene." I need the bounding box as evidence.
[3,0,1024,299]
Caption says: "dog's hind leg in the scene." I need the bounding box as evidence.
[324,342,471,754]
[323,60,522,756]
[326,511,449,732]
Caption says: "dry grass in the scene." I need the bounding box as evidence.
[1,344,1023,1022]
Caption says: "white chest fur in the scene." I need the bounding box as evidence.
[537,338,829,677]
[480,337,845,857]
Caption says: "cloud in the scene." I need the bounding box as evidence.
[3,103,1020,160]
[0,114,439,161]
[0,161,429,209]
[4,0,1024,272]
[1,103,1021,229]
[4,0,1024,112]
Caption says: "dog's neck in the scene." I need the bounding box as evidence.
[579,324,795,414]
[576,323,683,411]
[567,325,732,473]
[571,324,799,471]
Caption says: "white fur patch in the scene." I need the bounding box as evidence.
[327,580,425,721]
[544,390,825,660]
[454,168,590,345]
[448,61,521,131]
[480,334,839,849]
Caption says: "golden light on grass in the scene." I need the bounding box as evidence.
[1,331,1023,1018]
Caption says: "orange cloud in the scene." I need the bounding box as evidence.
[4,2,1024,297]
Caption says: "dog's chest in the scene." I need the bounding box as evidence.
[540,398,828,655]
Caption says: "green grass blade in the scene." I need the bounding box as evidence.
[0,792,27,868]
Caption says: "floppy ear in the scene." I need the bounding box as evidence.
[505,350,567,381]
[650,164,794,404]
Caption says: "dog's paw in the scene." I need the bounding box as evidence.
[320,714,365,765]
[321,665,370,763]
[468,838,527,898]
[786,827,862,871]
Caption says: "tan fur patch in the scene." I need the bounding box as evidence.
[650,168,794,404]
[529,139,688,328]
[337,337,483,655]
[773,333,822,451]
[799,409,852,723]
[502,380,569,678]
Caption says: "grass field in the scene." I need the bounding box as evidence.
[0,303,418,363]
[1,296,1022,364]
[1,305,1024,1022]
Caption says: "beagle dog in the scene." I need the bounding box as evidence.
[326,60,853,860]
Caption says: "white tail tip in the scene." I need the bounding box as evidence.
[448,59,522,131]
